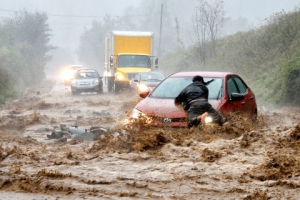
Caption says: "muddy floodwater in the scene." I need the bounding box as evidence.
[1,79,300,199]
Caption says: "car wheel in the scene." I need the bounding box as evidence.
[71,90,78,95]
[252,110,258,123]
[97,86,103,94]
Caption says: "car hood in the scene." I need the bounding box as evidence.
[75,78,97,83]
[135,97,221,118]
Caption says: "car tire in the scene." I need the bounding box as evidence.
[71,90,78,95]
[97,86,103,94]
[252,110,258,123]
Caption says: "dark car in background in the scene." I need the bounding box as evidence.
[131,71,257,127]
[129,71,165,93]
[70,69,103,95]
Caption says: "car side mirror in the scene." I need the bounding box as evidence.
[230,93,244,102]
[110,56,114,68]
[139,91,150,98]
[155,58,158,69]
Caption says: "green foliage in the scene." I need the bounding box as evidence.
[275,56,300,105]
[78,15,119,72]
[0,10,53,105]
[161,8,300,106]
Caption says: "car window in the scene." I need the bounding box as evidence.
[150,77,222,99]
[140,73,164,81]
[227,77,239,97]
[233,76,247,94]
[74,72,98,79]
[206,78,223,99]
[118,55,151,68]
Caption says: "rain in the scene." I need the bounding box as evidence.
[1,0,300,199]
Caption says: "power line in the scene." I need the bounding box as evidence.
[0,8,148,18]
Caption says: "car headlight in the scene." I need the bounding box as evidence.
[205,116,213,123]
[71,80,78,86]
[93,79,99,84]
[129,108,152,124]
[62,70,73,80]
[138,83,150,93]
[131,108,142,119]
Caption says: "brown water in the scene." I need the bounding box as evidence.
[0,79,300,199]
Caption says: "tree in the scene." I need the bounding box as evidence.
[0,10,53,104]
[77,15,119,74]
[192,0,225,64]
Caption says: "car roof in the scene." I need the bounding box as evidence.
[169,71,235,78]
[139,71,164,75]
[76,69,98,73]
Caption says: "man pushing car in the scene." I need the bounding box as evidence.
[174,75,228,128]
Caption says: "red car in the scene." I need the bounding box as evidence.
[131,71,257,127]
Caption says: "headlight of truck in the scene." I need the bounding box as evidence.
[116,74,125,80]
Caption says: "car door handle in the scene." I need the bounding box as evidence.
[241,101,245,105]
[250,96,254,99]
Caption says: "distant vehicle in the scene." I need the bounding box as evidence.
[103,31,158,93]
[70,69,103,95]
[61,65,85,85]
[130,71,257,127]
[130,71,165,93]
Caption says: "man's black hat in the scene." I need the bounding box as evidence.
[192,75,204,83]
[192,75,214,85]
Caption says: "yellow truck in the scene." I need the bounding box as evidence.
[103,31,158,93]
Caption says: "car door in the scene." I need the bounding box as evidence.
[232,76,255,116]
[225,76,248,115]
[225,76,240,112]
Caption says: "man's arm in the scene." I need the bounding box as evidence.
[174,87,187,106]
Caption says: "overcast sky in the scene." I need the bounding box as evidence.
[0,0,299,48]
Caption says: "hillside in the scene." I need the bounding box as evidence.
[161,9,300,107]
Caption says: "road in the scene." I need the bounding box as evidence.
[0,78,300,199]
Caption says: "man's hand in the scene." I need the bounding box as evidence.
[175,102,181,107]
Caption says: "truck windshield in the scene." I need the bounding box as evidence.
[118,55,151,68]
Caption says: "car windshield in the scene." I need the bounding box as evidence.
[150,77,223,99]
[118,55,151,68]
[74,72,99,79]
[140,73,164,81]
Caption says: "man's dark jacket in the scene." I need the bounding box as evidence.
[174,82,208,110]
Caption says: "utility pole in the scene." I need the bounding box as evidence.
[158,4,163,58]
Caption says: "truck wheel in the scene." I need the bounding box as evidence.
[108,79,114,92]
[114,82,121,94]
